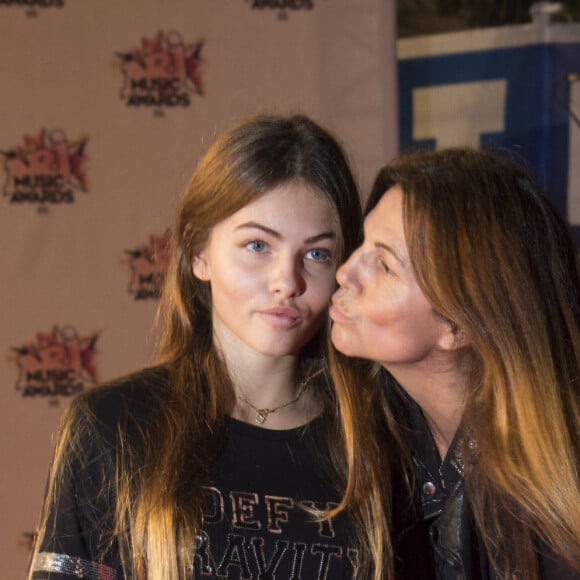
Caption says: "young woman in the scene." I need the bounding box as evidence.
[329,148,580,579]
[29,114,366,579]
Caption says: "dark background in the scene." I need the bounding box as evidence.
[398,0,580,37]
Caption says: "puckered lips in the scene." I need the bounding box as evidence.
[329,295,349,323]
[258,306,303,329]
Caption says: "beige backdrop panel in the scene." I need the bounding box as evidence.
[0,1,398,577]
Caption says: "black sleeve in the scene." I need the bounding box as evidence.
[29,393,122,579]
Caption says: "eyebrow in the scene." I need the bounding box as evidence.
[236,222,336,243]
[375,241,409,268]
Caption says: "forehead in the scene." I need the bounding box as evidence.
[254,181,332,213]
[365,185,405,237]
[215,181,338,233]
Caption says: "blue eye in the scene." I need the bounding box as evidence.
[306,248,332,263]
[246,240,268,253]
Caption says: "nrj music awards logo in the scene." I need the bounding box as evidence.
[124,231,171,300]
[116,31,204,110]
[0,0,64,15]
[12,326,99,403]
[1,129,88,212]
[248,0,313,13]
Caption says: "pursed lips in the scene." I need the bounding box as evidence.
[329,294,350,322]
[258,306,303,328]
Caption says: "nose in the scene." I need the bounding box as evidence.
[336,248,361,289]
[270,255,306,298]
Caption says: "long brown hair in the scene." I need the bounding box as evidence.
[33,114,363,579]
[334,147,580,579]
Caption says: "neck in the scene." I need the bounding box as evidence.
[388,353,470,459]
[231,367,319,429]
[213,328,320,429]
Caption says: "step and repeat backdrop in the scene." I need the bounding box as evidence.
[0,1,398,577]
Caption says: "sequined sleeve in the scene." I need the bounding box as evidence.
[30,552,117,579]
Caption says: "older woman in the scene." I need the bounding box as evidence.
[330,148,580,579]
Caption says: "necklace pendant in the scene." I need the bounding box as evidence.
[256,409,268,424]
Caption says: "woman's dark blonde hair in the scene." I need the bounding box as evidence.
[333,147,580,579]
[32,114,363,579]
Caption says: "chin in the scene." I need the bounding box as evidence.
[333,346,358,358]
[330,335,353,357]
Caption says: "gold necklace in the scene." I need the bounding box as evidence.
[237,379,310,425]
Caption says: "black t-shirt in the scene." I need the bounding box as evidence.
[198,417,357,578]
[30,371,358,579]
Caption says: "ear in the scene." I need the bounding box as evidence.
[437,321,469,352]
[192,248,210,281]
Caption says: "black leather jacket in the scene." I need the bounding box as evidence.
[389,386,580,580]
